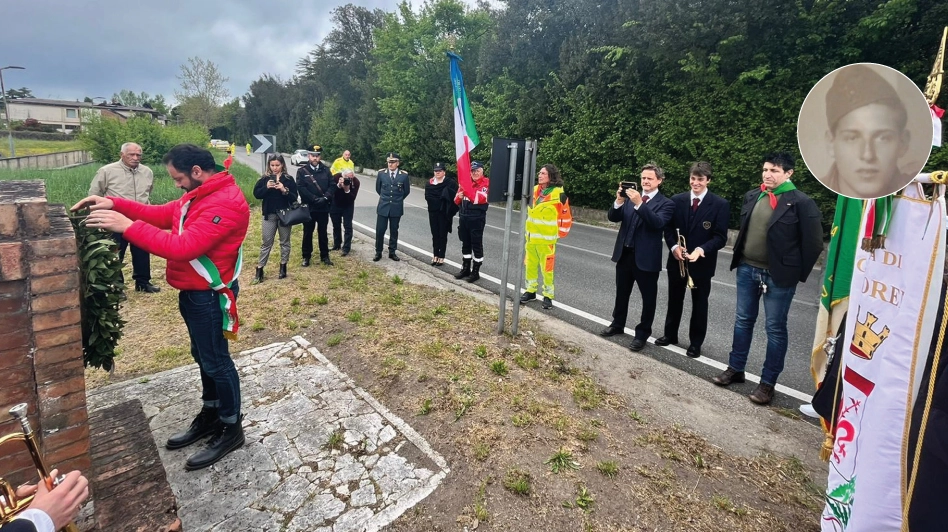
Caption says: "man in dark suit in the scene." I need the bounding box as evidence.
[657,161,729,358]
[713,152,823,405]
[601,162,675,351]
[375,152,411,261]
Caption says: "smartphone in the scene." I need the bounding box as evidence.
[619,181,637,198]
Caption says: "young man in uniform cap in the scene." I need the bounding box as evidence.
[454,160,490,282]
[296,145,335,266]
[375,152,411,261]
[822,64,913,199]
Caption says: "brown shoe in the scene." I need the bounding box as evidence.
[748,383,775,405]
[712,367,745,386]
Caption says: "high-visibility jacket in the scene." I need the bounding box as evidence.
[330,157,355,175]
[525,185,572,243]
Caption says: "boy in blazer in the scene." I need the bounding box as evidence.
[657,161,729,358]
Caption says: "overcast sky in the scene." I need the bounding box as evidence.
[1,0,402,105]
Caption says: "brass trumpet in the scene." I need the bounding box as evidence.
[0,403,79,532]
[676,229,696,290]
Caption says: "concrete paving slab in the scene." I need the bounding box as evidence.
[86,337,449,532]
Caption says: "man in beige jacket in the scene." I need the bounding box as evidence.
[89,142,160,293]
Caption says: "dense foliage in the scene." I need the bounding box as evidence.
[78,114,210,165]
[226,0,947,229]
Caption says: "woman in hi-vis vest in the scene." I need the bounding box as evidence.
[520,164,572,309]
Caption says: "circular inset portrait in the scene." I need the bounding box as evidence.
[798,63,933,200]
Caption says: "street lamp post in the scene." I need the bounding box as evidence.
[0,66,26,158]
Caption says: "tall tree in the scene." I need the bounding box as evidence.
[174,57,230,129]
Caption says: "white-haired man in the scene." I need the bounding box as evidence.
[89,142,159,293]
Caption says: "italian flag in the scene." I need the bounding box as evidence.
[448,51,479,199]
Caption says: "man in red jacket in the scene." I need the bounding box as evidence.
[74,144,250,471]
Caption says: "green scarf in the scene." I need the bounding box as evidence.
[758,180,797,209]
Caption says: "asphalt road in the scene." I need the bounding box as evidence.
[236,152,822,410]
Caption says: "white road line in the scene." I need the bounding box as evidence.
[352,220,813,403]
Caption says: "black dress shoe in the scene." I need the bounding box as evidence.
[599,326,623,337]
[686,345,701,358]
[629,338,646,351]
[373,253,382,262]
[331,245,341,251]
[654,336,677,347]
[135,283,161,293]
[301,258,311,267]
[389,253,400,261]
[341,250,349,257]
[185,417,245,471]
[321,258,334,266]
[166,407,221,450]
[712,367,746,386]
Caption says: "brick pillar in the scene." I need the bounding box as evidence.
[0,180,91,487]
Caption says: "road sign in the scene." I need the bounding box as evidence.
[251,134,276,154]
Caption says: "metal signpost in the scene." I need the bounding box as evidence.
[251,133,276,174]
[494,139,538,335]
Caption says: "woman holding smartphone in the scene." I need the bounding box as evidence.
[252,154,298,283]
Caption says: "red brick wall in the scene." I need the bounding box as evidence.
[0,180,90,487]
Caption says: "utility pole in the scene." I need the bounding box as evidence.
[0,66,26,158]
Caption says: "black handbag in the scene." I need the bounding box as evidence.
[277,202,311,226]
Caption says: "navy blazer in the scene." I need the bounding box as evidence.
[663,192,729,279]
[608,192,675,272]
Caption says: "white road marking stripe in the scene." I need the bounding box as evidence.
[352,220,813,403]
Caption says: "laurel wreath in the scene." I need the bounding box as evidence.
[70,213,125,371]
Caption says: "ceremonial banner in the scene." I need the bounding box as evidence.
[447,51,480,200]
[822,184,945,531]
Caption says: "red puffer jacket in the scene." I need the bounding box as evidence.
[113,171,250,291]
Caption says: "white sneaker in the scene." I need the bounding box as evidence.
[798,403,819,419]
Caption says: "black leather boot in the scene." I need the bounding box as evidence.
[454,258,471,279]
[466,261,481,282]
[278,263,287,279]
[166,407,221,450]
[184,416,245,471]
[253,267,264,284]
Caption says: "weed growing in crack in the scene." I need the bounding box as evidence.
[597,461,619,478]
[545,448,580,474]
[490,360,509,376]
[503,469,531,496]
[324,429,345,451]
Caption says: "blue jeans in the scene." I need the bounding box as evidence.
[727,264,796,386]
[178,281,241,424]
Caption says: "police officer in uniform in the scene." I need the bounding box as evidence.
[375,152,411,261]
[454,161,490,282]
[296,145,335,266]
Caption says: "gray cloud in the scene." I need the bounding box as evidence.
[2,0,400,104]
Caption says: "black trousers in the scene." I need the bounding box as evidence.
[663,268,712,347]
[376,214,402,253]
[428,211,452,258]
[458,214,486,260]
[330,205,354,252]
[113,232,151,285]
[301,211,330,260]
[610,247,659,340]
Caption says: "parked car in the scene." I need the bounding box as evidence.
[289,150,311,166]
[209,139,230,149]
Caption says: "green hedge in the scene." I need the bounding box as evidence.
[78,115,210,165]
